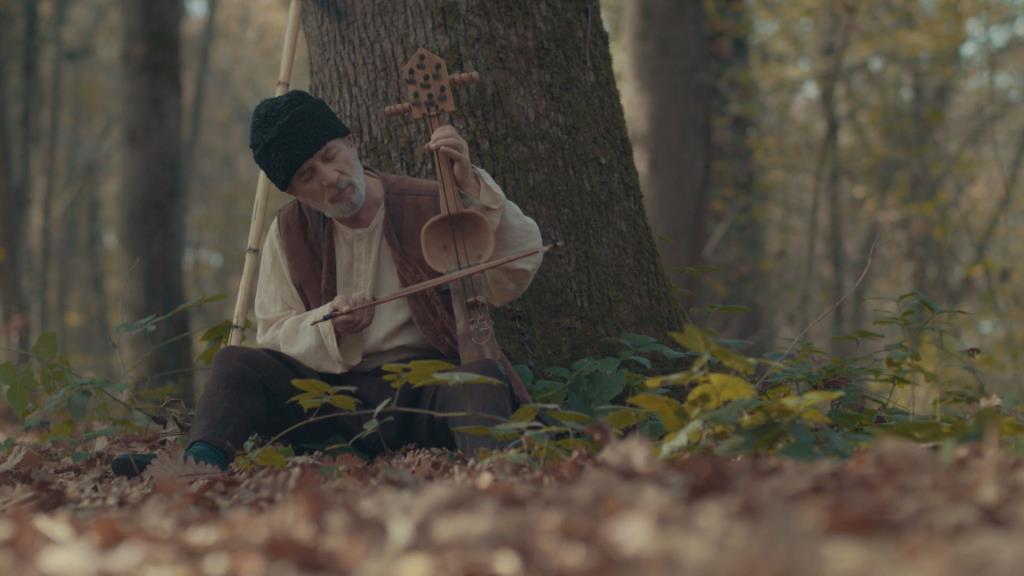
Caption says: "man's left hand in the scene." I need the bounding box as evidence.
[427,124,481,198]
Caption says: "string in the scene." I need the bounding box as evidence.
[427,111,492,343]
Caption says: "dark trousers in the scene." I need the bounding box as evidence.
[187,346,516,461]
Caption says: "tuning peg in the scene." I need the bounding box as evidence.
[449,71,480,86]
[384,102,413,116]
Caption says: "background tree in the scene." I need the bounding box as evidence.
[120,0,190,398]
[618,0,715,314]
[300,0,680,366]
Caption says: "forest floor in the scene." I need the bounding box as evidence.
[2,430,1023,576]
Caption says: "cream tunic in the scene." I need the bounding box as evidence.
[254,167,543,374]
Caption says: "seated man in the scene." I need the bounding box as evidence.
[114,90,542,475]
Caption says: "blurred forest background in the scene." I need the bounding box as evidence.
[1,0,1023,400]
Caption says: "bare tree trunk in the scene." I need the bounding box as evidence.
[798,4,853,339]
[121,0,191,400]
[183,0,218,188]
[38,0,68,334]
[620,0,714,313]
[704,0,770,350]
[0,3,19,358]
[0,0,39,360]
[301,0,679,366]
[84,163,111,372]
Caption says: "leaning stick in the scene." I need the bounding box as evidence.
[228,0,303,346]
[311,243,559,326]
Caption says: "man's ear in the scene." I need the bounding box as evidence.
[343,133,356,147]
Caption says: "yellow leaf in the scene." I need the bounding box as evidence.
[510,404,540,422]
[254,447,287,469]
[670,325,710,353]
[685,374,755,412]
[606,408,640,430]
[711,346,754,375]
[644,371,698,388]
[800,408,830,425]
[291,379,332,394]
[627,394,685,432]
[327,394,359,411]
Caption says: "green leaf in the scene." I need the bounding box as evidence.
[66,390,91,421]
[32,332,58,361]
[3,363,33,418]
[624,355,652,369]
[513,364,534,387]
[114,314,158,334]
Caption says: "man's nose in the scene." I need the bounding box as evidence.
[316,164,335,188]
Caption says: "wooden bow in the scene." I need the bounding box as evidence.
[310,242,558,326]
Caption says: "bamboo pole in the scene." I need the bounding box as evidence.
[228,0,303,346]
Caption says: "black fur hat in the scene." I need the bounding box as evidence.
[249,90,351,191]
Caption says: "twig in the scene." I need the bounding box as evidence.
[264,405,509,448]
[757,235,878,388]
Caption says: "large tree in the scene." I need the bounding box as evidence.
[300,0,679,366]
[120,0,191,398]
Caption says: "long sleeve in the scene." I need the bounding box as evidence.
[465,167,544,306]
[254,219,346,373]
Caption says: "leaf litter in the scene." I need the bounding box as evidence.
[2,430,1024,575]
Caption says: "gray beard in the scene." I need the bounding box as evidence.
[330,184,365,218]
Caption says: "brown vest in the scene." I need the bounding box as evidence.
[276,171,530,403]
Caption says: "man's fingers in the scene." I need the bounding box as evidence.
[429,136,466,152]
[437,146,468,163]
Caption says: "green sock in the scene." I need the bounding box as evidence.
[184,441,229,470]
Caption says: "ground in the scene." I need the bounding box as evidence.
[2,431,1024,576]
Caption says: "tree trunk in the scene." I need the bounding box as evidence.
[121,0,191,399]
[38,0,69,334]
[301,0,679,366]
[620,0,714,313]
[704,0,770,350]
[0,0,37,360]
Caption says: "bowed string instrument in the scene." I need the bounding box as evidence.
[313,48,554,366]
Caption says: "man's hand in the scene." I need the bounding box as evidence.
[329,294,375,336]
[427,124,481,198]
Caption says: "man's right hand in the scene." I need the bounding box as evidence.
[329,294,375,335]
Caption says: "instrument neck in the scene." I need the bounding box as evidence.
[427,114,463,217]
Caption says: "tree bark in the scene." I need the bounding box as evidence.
[301,0,679,366]
[121,0,191,399]
[620,0,714,312]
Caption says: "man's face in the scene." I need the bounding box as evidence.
[287,136,366,219]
